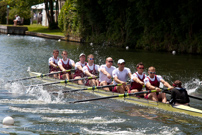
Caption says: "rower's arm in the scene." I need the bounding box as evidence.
[49,61,57,68]
[114,76,124,84]
[161,80,173,89]
[71,62,75,68]
[84,70,95,77]
[128,72,132,79]
[58,64,66,71]
[145,82,158,91]
[133,77,144,85]
[100,68,111,79]
[77,65,83,71]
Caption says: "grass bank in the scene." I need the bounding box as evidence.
[25,24,64,36]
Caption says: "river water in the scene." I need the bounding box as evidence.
[0,34,202,134]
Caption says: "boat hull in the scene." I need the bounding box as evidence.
[28,71,202,118]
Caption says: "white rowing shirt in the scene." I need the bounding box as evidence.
[48,56,60,66]
[112,67,131,84]
[144,75,164,85]
[58,58,75,66]
[83,63,99,74]
[131,72,147,82]
[75,61,86,70]
[99,64,116,83]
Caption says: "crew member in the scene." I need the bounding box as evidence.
[169,80,190,106]
[83,54,99,86]
[99,57,116,91]
[74,53,87,84]
[48,49,60,78]
[130,62,147,97]
[112,59,132,93]
[144,66,173,103]
[58,50,75,80]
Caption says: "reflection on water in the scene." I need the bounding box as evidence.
[1,34,202,134]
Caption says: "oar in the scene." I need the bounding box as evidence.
[29,76,97,87]
[61,83,124,93]
[162,88,202,101]
[70,89,161,104]
[51,83,130,94]
[7,69,75,83]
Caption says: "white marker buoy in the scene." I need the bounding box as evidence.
[3,116,14,125]
[90,42,93,46]
[172,50,176,55]
[32,37,35,39]
[58,39,61,42]
[7,34,10,36]
[126,46,129,50]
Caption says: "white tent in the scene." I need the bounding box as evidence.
[31,3,48,26]
[31,3,45,9]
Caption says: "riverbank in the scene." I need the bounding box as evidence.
[0,24,82,42]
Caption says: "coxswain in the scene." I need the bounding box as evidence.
[144,66,173,103]
[74,53,87,84]
[82,54,99,86]
[99,57,116,91]
[48,49,60,78]
[112,59,132,93]
[169,80,190,106]
[130,62,147,97]
[58,50,75,80]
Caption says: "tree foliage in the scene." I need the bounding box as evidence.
[58,0,202,53]
[0,0,43,23]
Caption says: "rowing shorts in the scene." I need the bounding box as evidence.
[112,86,118,93]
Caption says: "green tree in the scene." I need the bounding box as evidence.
[0,1,7,24]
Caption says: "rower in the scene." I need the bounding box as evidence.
[74,53,87,85]
[112,59,132,93]
[48,49,60,79]
[130,62,147,97]
[58,50,75,80]
[82,54,99,86]
[99,57,116,91]
[169,80,190,106]
[144,66,173,103]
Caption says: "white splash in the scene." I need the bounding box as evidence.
[26,86,64,103]
[9,106,87,114]
[184,78,201,94]
[5,82,26,95]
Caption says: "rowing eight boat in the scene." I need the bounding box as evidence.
[28,70,202,118]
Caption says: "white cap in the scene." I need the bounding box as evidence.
[117,59,125,64]
[79,53,85,57]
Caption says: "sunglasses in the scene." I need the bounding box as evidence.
[149,72,156,74]
[138,67,144,69]
[89,58,94,60]
[108,61,113,63]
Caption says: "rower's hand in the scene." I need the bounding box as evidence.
[107,73,111,79]
[121,82,127,85]
[156,87,161,92]
[140,82,144,86]
[91,75,96,79]
[54,65,58,68]
[168,86,174,90]
[62,69,66,73]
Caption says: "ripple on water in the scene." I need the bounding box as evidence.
[41,116,125,124]
[81,126,181,135]
[9,106,87,114]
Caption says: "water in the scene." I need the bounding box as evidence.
[1,34,202,134]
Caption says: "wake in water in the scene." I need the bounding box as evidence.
[2,81,65,104]
[184,78,202,94]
